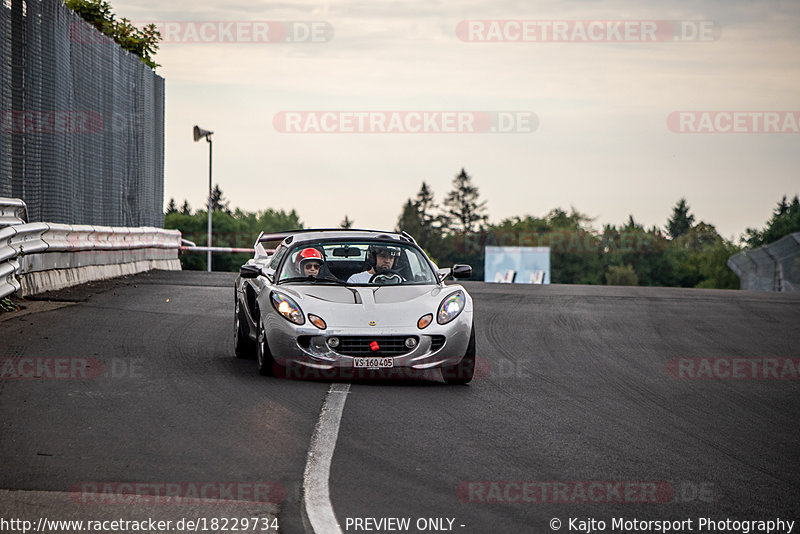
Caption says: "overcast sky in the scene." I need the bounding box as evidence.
[112,0,800,239]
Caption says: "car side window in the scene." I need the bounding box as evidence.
[268,247,287,270]
[406,250,422,275]
[406,248,436,282]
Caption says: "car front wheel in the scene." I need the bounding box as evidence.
[234,299,256,359]
[441,323,476,385]
[256,319,278,376]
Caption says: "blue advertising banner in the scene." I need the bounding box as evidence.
[484,246,551,284]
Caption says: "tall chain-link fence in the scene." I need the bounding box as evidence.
[727,233,800,292]
[0,0,165,227]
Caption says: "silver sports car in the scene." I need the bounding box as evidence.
[233,229,476,384]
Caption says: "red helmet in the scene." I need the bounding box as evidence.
[295,247,323,273]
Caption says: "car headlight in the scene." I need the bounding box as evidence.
[437,290,465,324]
[271,292,305,325]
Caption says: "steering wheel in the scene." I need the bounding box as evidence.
[369,269,405,284]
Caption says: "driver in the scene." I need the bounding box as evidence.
[295,247,325,278]
[347,244,401,283]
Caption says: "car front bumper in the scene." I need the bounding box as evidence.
[263,310,472,377]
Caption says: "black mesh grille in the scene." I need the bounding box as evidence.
[336,336,415,356]
[430,335,446,352]
[0,0,165,226]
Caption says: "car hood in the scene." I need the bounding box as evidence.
[278,284,459,328]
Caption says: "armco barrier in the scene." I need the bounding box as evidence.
[0,221,181,299]
[0,197,29,228]
[727,232,800,292]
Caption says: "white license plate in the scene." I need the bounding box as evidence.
[353,357,394,369]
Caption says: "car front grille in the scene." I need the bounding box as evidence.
[336,336,416,357]
[298,335,445,357]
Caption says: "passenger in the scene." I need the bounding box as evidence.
[347,244,401,283]
[295,248,324,278]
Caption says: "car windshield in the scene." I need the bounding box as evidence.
[276,240,437,285]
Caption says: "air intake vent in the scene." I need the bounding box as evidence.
[430,336,446,352]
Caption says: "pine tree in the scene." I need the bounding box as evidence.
[395,182,448,250]
[166,198,177,214]
[396,200,423,237]
[415,182,437,226]
[666,198,695,239]
[340,215,354,229]
[180,200,191,215]
[210,184,230,213]
[416,182,447,244]
[623,214,643,231]
[443,168,488,233]
[744,194,800,246]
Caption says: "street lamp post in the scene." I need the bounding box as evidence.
[193,125,214,272]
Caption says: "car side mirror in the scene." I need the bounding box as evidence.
[452,264,472,279]
[240,264,262,279]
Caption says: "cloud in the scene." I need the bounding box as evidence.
[109,0,800,236]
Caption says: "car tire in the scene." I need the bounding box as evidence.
[234,299,256,359]
[256,319,278,376]
[441,323,476,385]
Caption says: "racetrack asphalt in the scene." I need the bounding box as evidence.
[1,270,799,534]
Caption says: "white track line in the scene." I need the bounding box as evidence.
[302,382,350,534]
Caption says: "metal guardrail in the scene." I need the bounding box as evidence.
[1,218,181,299]
[0,198,282,300]
[0,197,29,228]
[727,232,800,292]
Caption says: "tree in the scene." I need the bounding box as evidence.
[165,198,177,215]
[481,207,604,285]
[666,221,740,288]
[541,208,603,285]
[743,195,800,247]
[415,182,441,229]
[210,184,230,214]
[604,216,670,286]
[693,238,741,289]
[443,168,488,233]
[340,215,354,229]
[64,0,161,69]
[165,207,303,272]
[416,182,447,247]
[395,182,447,254]
[391,179,743,288]
[666,198,695,239]
[180,200,191,215]
[605,264,638,286]
[396,200,423,238]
